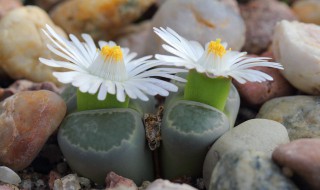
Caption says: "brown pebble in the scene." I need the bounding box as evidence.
[272,139,320,190]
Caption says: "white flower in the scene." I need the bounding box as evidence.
[154,27,283,84]
[39,25,186,102]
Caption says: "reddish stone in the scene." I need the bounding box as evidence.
[48,171,61,190]
[0,90,66,170]
[0,0,21,19]
[272,139,320,190]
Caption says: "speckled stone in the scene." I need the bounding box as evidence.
[272,139,320,190]
[240,0,296,54]
[147,0,245,55]
[208,151,298,190]
[293,0,320,25]
[50,0,155,41]
[0,90,66,170]
[145,179,197,190]
[53,174,81,190]
[257,96,320,140]
[272,20,320,95]
[0,6,67,85]
[105,172,138,190]
[203,119,289,188]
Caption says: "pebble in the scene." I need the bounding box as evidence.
[272,20,320,95]
[0,90,66,170]
[240,0,296,54]
[0,184,19,190]
[272,139,320,190]
[203,119,289,188]
[145,179,197,190]
[0,6,67,85]
[105,172,138,190]
[50,0,155,41]
[0,0,21,19]
[48,171,61,190]
[293,0,320,25]
[233,52,295,107]
[34,0,65,11]
[257,95,320,140]
[208,151,298,190]
[0,166,21,185]
[53,174,81,190]
[147,0,245,55]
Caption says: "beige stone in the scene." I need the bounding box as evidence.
[272,20,320,94]
[0,6,67,85]
[0,0,21,19]
[293,0,320,25]
[50,0,155,41]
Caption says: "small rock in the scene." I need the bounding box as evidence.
[0,166,21,185]
[117,21,151,56]
[293,0,320,25]
[20,179,33,190]
[34,179,46,189]
[34,0,65,11]
[0,184,19,190]
[240,0,296,54]
[0,0,21,19]
[0,90,67,170]
[145,179,197,190]
[233,52,295,107]
[105,172,138,190]
[56,162,68,174]
[208,151,298,190]
[53,174,81,190]
[147,0,245,55]
[272,20,320,94]
[257,96,320,140]
[50,0,155,41]
[272,139,320,190]
[48,171,61,190]
[0,6,67,85]
[203,119,289,188]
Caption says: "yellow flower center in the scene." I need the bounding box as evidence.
[207,39,226,57]
[100,45,123,62]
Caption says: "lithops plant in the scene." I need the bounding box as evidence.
[39,25,186,184]
[154,27,283,179]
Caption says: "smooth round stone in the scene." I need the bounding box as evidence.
[0,6,67,85]
[50,0,154,41]
[272,139,320,190]
[0,0,21,19]
[272,20,320,95]
[240,0,296,54]
[233,52,295,107]
[0,90,67,170]
[0,166,21,185]
[293,0,320,25]
[203,119,289,188]
[257,96,320,140]
[209,151,298,190]
[147,0,245,55]
[146,179,197,190]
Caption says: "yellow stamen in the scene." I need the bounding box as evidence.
[207,39,226,57]
[101,45,123,62]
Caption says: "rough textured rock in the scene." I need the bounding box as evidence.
[53,174,81,190]
[240,0,296,54]
[208,151,298,190]
[203,119,289,188]
[0,90,66,170]
[272,20,320,95]
[147,0,245,55]
[117,21,151,56]
[272,139,320,190]
[0,0,21,19]
[145,179,197,190]
[0,6,67,85]
[234,52,295,107]
[50,0,155,41]
[293,0,320,25]
[105,172,138,190]
[257,96,320,140]
[0,184,19,190]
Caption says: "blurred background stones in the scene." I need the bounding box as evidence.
[0,0,22,19]
[292,0,320,25]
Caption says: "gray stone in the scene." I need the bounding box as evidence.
[208,151,298,190]
[0,166,21,185]
[257,95,320,140]
[147,0,245,55]
[145,179,197,190]
[203,119,289,188]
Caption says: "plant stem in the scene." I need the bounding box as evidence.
[184,69,231,111]
[77,90,129,111]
